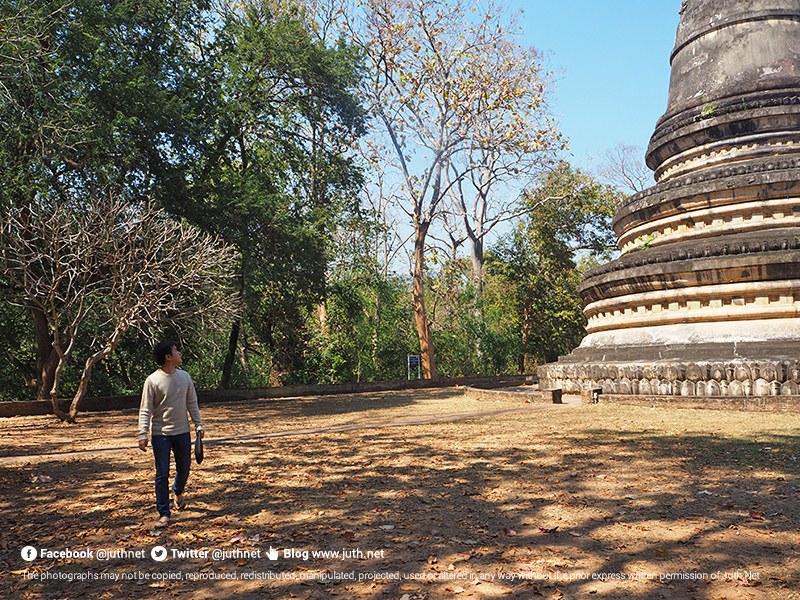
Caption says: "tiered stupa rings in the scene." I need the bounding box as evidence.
[649,0,800,184]
[538,0,800,397]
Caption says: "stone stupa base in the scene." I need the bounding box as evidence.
[540,1,800,400]
[538,339,800,397]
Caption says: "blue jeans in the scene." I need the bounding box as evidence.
[151,433,191,518]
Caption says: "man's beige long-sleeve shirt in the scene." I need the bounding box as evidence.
[138,369,203,441]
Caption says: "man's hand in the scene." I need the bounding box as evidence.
[139,439,148,452]
[198,429,205,439]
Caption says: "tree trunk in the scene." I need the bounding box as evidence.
[49,348,71,422]
[32,307,57,401]
[317,301,329,335]
[6,350,37,392]
[220,316,241,389]
[371,289,381,375]
[21,211,59,408]
[68,329,124,422]
[469,234,484,288]
[269,354,287,387]
[468,233,485,372]
[519,290,534,374]
[68,353,104,422]
[411,224,436,379]
[31,307,67,418]
[221,268,246,389]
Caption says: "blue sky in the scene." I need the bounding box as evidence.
[511,1,681,170]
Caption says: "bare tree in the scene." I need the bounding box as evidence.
[344,0,563,378]
[597,143,652,195]
[1,197,239,422]
[441,35,564,286]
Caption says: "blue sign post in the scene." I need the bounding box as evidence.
[407,355,421,380]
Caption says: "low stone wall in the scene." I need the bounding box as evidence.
[539,358,800,398]
[0,374,529,418]
[598,393,800,413]
[462,385,545,404]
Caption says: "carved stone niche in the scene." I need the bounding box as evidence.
[685,364,705,382]
[791,362,800,383]
[782,381,800,395]
[734,364,752,382]
[753,379,772,396]
[709,363,726,381]
[758,362,777,383]
[664,365,681,382]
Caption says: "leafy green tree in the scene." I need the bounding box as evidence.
[305,274,415,383]
[1,0,367,398]
[478,272,522,374]
[170,0,368,387]
[488,161,621,371]
[306,196,417,383]
[425,257,481,377]
[0,0,219,403]
[0,0,214,207]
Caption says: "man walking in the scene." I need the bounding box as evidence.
[138,340,205,528]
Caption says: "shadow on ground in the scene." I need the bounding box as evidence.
[1,399,799,600]
[0,389,426,459]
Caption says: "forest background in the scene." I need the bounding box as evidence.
[0,0,648,419]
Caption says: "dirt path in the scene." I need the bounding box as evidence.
[3,389,798,600]
[0,390,579,465]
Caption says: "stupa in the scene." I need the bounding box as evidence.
[538,0,800,397]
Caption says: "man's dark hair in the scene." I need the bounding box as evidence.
[153,340,179,366]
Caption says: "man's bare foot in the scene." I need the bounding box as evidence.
[154,515,170,528]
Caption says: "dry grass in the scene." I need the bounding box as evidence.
[1,389,799,600]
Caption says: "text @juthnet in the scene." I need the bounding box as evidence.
[18,546,761,587]
[20,545,385,563]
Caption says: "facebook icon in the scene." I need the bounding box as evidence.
[21,546,37,561]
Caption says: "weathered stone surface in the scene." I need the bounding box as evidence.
[782,381,800,395]
[648,0,800,180]
[539,358,800,397]
[539,1,800,398]
[580,228,800,303]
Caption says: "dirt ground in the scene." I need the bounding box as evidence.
[1,388,799,600]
